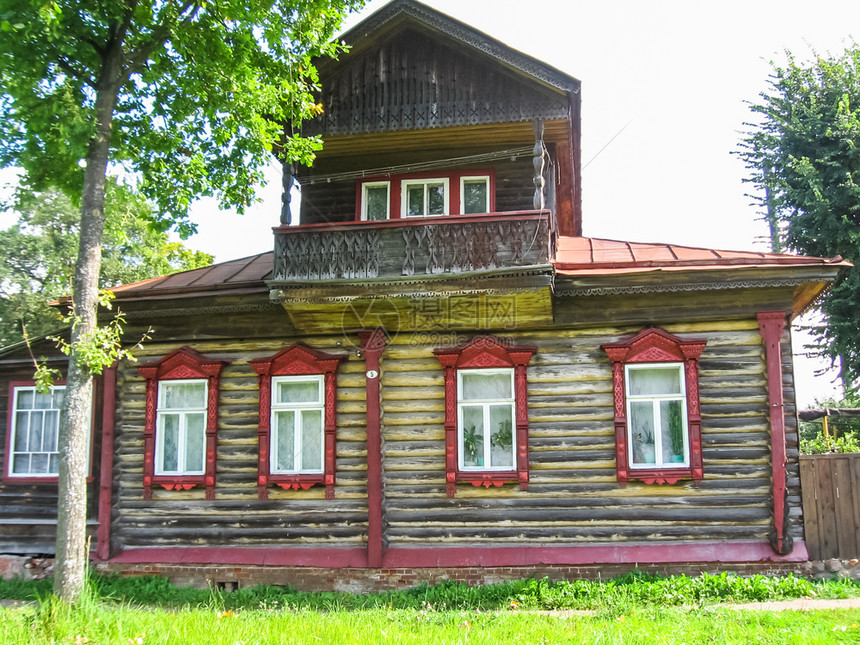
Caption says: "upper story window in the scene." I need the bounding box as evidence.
[138,347,227,501]
[434,335,535,497]
[5,384,64,479]
[602,328,706,486]
[251,344,344,500]
[403,178,449,217]
[356,171,494,221]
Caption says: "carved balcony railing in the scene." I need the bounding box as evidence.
[272,211,553,283]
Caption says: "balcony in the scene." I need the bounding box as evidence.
[271,210,554,284]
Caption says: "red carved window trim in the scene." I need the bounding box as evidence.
[137,347,227,501]
[434,335,535,497]
[602,328,706,486]
[355,170,496,221]
[250,344,344,500]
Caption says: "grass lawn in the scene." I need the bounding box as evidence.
[3,572,860,644]
[2,603,860,644]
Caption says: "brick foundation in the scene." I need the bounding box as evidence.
[93,561,808,593]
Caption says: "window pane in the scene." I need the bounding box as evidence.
[629,367,681,396]
[184,413,205,473]
[16,389,34,410]
[661,399,686,463]
[365,185,388,221]
[162,381,206,409]
[461,371,512,400]
[49,455,59,474]
[34,390,52,409]
[461,405,485,467]
[489,404,514,468]
[407,185,424,216]
[52,389,64,409]
[427,183,445,214]
[12,455,29,474]
[160,414,180,472]
[274,411,296,472]
[14,412,29,451]
[630,401,656,465]
[43,411,59,452]
[275,380,321,405]
[28,411,44,452]
[300,410,323,471]
[30,453,48,474]
[463,179,488,214]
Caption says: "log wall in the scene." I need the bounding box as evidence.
[108,316,801,553]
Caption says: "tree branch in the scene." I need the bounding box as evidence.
[56,57,97,89]
[125,0,202,78]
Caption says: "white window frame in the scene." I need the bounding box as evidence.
[155,379,207,476]
[401,178,450,217]
[624,363,689,469]
[460,175,491,214]
[360,181,391,221]
[456,368,516,472]
[7,385,65,478]
[270,374,325,475]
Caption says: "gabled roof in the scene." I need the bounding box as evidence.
[554,236,849,275]
[332,0,580,93]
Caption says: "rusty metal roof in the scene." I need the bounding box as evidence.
[111,252,272,300]
[554,236,849,275]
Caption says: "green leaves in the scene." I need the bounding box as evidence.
[740,46,860,387]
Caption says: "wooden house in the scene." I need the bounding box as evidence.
[0,0,850,590]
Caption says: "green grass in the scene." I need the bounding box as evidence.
[2,572,860,644]
[3,570,860,612]
[2,603,860,644]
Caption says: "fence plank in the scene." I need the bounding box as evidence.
[799,457,821,560]
[832,457,857,558]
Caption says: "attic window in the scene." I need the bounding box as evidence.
[356,171,494,220]
[602,328,706,486]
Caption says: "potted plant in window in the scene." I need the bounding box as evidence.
[633,426,655,464]
[669,404,685,462]
[463,425,481,466]
[491,419,512,450]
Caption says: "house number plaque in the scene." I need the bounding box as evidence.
[366,370,379,379]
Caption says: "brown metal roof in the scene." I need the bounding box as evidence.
[554,236,849,275]
[111,252,272,299]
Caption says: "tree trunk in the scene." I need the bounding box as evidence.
[53,52,123,603]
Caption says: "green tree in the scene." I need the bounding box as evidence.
[0,0,362,601]
[739,46,860,388]
[0,182,213,346]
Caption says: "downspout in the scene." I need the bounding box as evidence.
[359,328,386,567]
[757,311,793,555]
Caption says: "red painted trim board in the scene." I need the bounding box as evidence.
[106,541,809,568]
[359,329,387,567]
[96,366,117,560]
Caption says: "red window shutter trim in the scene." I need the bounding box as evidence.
[602,328,706,486]
[137,347,227,501]
[250,344,344,500]
[434,335,536,497]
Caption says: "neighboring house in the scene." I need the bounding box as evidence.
[0,0,850,590]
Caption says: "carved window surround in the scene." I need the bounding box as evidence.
[434,335,535,497]
[138,347,227,501]
[356,170,495,221]
[602,328,706,486]
[250,344,344,500]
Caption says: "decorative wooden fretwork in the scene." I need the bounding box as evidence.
[433,335,536,497]
[601,328,707,487]
[273,212,551,283]
[137,347,228,501]
[249,344,344,500]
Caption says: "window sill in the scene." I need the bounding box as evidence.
[456,470,520,488]
[260,474,335,499]
[147,474,211,495]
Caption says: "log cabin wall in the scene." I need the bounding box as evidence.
[106,314,801,552]
[380,319,801,548]
[110,337,368,551]
[0,359,100,555]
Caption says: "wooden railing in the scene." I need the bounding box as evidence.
[271,211,553,283]
[799,453,860,559]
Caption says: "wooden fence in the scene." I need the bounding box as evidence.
[799,453,860,560]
